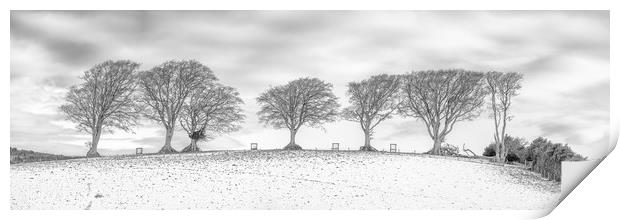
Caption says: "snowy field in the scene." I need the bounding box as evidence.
[11,150,560,210]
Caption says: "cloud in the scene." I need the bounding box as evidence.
[539,122,581,142]
[569,80,610,110]
[11,12,100,66]
[380,118,431,139]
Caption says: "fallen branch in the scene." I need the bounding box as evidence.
[462,144,477,157]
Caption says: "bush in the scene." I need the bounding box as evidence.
[482,144,496,157]
[484,136,585,181]
[505,136,527,162]
[526,137,586,182]
[426,143,460,156]
[505,152,520,162]
[483,135,528,162]
[439,144,459,156]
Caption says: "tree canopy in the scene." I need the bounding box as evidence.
[138,60,217,153]
[256,77,340,150]
[179,83,245,152]
[485,71,523,162]
[60,60,141,157]
[342,74,401,151]
[400,69,487,155]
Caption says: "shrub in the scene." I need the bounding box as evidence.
[483,135,528,161]
[439,144,459,156]
[482,144,496,157]
[426,143,460,156]
[526,137,586,182]
[504,135,527,161]
[505,152,520,162]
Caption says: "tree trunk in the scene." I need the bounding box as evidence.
[191,139,197,152]
[87,130,102,157]
[499,142,507,162]
[181,139,199,153]
[159,127,178,154]
[289,129,296,145]
[494,142,501,162]
[284,129,302,150]
[431,138,442,155]
[500,109,508,163]
[359,130,377,151]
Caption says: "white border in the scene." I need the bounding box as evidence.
[3,1,617,220]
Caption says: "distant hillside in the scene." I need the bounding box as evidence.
[10,147,79,164]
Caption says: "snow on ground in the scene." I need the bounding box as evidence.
[11,150,560,210]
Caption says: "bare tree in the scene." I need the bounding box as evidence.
[485,71,523,162]
[342,74,401,151]
[59,60,141,157]
[138,60,216,154]
[400,69,487,155]
[179,84,245,152]
[256,77,340,150]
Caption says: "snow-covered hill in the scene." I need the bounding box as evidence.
[10,150,560,209]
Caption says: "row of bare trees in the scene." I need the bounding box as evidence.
[255,70,522,162]
[60,60,521,162]
[60,60,245,157]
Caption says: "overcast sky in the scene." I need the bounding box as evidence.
[10,11,609,158]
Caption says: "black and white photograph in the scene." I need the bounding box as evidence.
[7,8,613,216]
